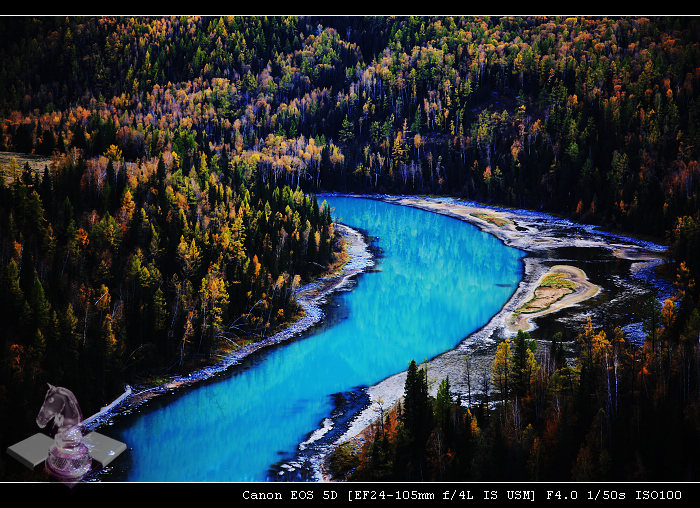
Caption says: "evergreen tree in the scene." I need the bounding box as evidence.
[434,376,452,432]
[512,329,538,397]
[401,360,432,452]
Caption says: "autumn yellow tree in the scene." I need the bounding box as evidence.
[492,337,514,403]
[198,262,229,358]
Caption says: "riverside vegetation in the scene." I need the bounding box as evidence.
[0,16,699,481]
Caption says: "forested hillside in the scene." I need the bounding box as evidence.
[1,16,699,481]
[2,17,699,235]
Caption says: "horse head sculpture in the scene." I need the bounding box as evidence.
[37,384,83,432]
[36,384,91,480]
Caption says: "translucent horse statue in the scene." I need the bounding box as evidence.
[36,384,92,480]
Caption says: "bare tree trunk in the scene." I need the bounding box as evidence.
[465,353,473,407]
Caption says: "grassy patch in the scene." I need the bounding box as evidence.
[0,151,53,184]
[149,376,175,386]
[539,272,577,290]
[514,272,576,315]
[328,234,351,273]
[327,441,361,479]
[469,212,511,227]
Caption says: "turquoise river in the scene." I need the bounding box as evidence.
[103,196,525,481]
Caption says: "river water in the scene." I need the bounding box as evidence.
[97,196,525,482]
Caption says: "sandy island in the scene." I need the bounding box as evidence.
[507,265,600,333]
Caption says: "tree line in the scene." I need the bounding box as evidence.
[1,16,698,238]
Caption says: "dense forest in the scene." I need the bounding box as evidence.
[329,312,700,481]
[1,16,699,481]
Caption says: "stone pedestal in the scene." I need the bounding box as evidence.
[6,431,126,477]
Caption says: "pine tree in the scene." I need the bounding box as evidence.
[401,359,432,449]
[338,115,355,146]
[434,376,452,432]
[512,329,538,397]
[642,296,662,351]
[28,277,50,332]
